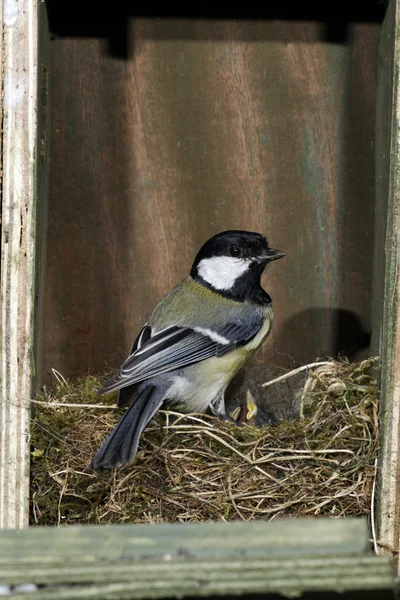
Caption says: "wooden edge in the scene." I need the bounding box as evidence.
[377,0,400,571]
[0,0,47,528]
[0,557,396,599]
[0,519,397,599]
[0,517,370,561]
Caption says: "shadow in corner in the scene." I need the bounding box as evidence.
[45,0,386,59]
[225,307,372,424]
[278,307,372,366]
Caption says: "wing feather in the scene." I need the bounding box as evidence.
[99,313,265,395]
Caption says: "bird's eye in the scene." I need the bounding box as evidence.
[229,245,242,257]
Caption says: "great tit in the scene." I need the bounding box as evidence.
[90,230,285,472]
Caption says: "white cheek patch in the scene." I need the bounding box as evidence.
[197,256,250,291]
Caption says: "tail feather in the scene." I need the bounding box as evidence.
[90,385,163,472]
[117,384,137,408]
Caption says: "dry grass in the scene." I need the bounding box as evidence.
[30,358,380,526]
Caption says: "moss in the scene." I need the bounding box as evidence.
[30,358,380,526]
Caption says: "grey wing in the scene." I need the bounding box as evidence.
[99,315,265,395]
[116,325,152,407]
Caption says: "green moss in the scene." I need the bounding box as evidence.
[30,358,380,526]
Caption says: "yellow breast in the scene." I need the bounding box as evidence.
[244,304,274,352]
[201,305,273,381]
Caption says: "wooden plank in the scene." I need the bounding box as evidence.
[0,519,397,599]
[0,518,371,563]
[2,557,397,600]
[375,0,400,570]
[371,0,393,355]
[0,0,49,528]
[43,19,380,379]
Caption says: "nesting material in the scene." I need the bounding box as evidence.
[30,358,380,526]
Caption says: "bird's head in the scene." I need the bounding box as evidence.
[191,230,285,302]
[230,390,278,427]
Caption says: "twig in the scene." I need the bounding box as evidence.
[261,361,335,388]
[203,430,281,484]
[30,398,118,409]
[371,457,379,555]
[227,473,247,521]
[51,369,69,386]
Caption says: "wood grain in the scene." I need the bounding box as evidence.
[374,0,400,572]
[0,0,49,528]
[0,519,397,599]
[43,20,380,379]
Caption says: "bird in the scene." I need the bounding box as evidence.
[230,390,277,427]
[227,365,305,427]
[90,230,285,472]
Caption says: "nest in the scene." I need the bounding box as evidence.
[30,358,380,526]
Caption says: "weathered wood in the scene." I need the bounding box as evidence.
[375,0,400,571]
[0,0,49,528]
[43,19,380,379]
[0,518,371,563]
[2,557,397,600]
[0,519,397,599]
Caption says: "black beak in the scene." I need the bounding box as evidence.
[258,247,285,264]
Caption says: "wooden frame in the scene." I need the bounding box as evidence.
[0,0,49,528]
[375,0,400,569]
[0,1,400,594]
[0,519,398,598]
